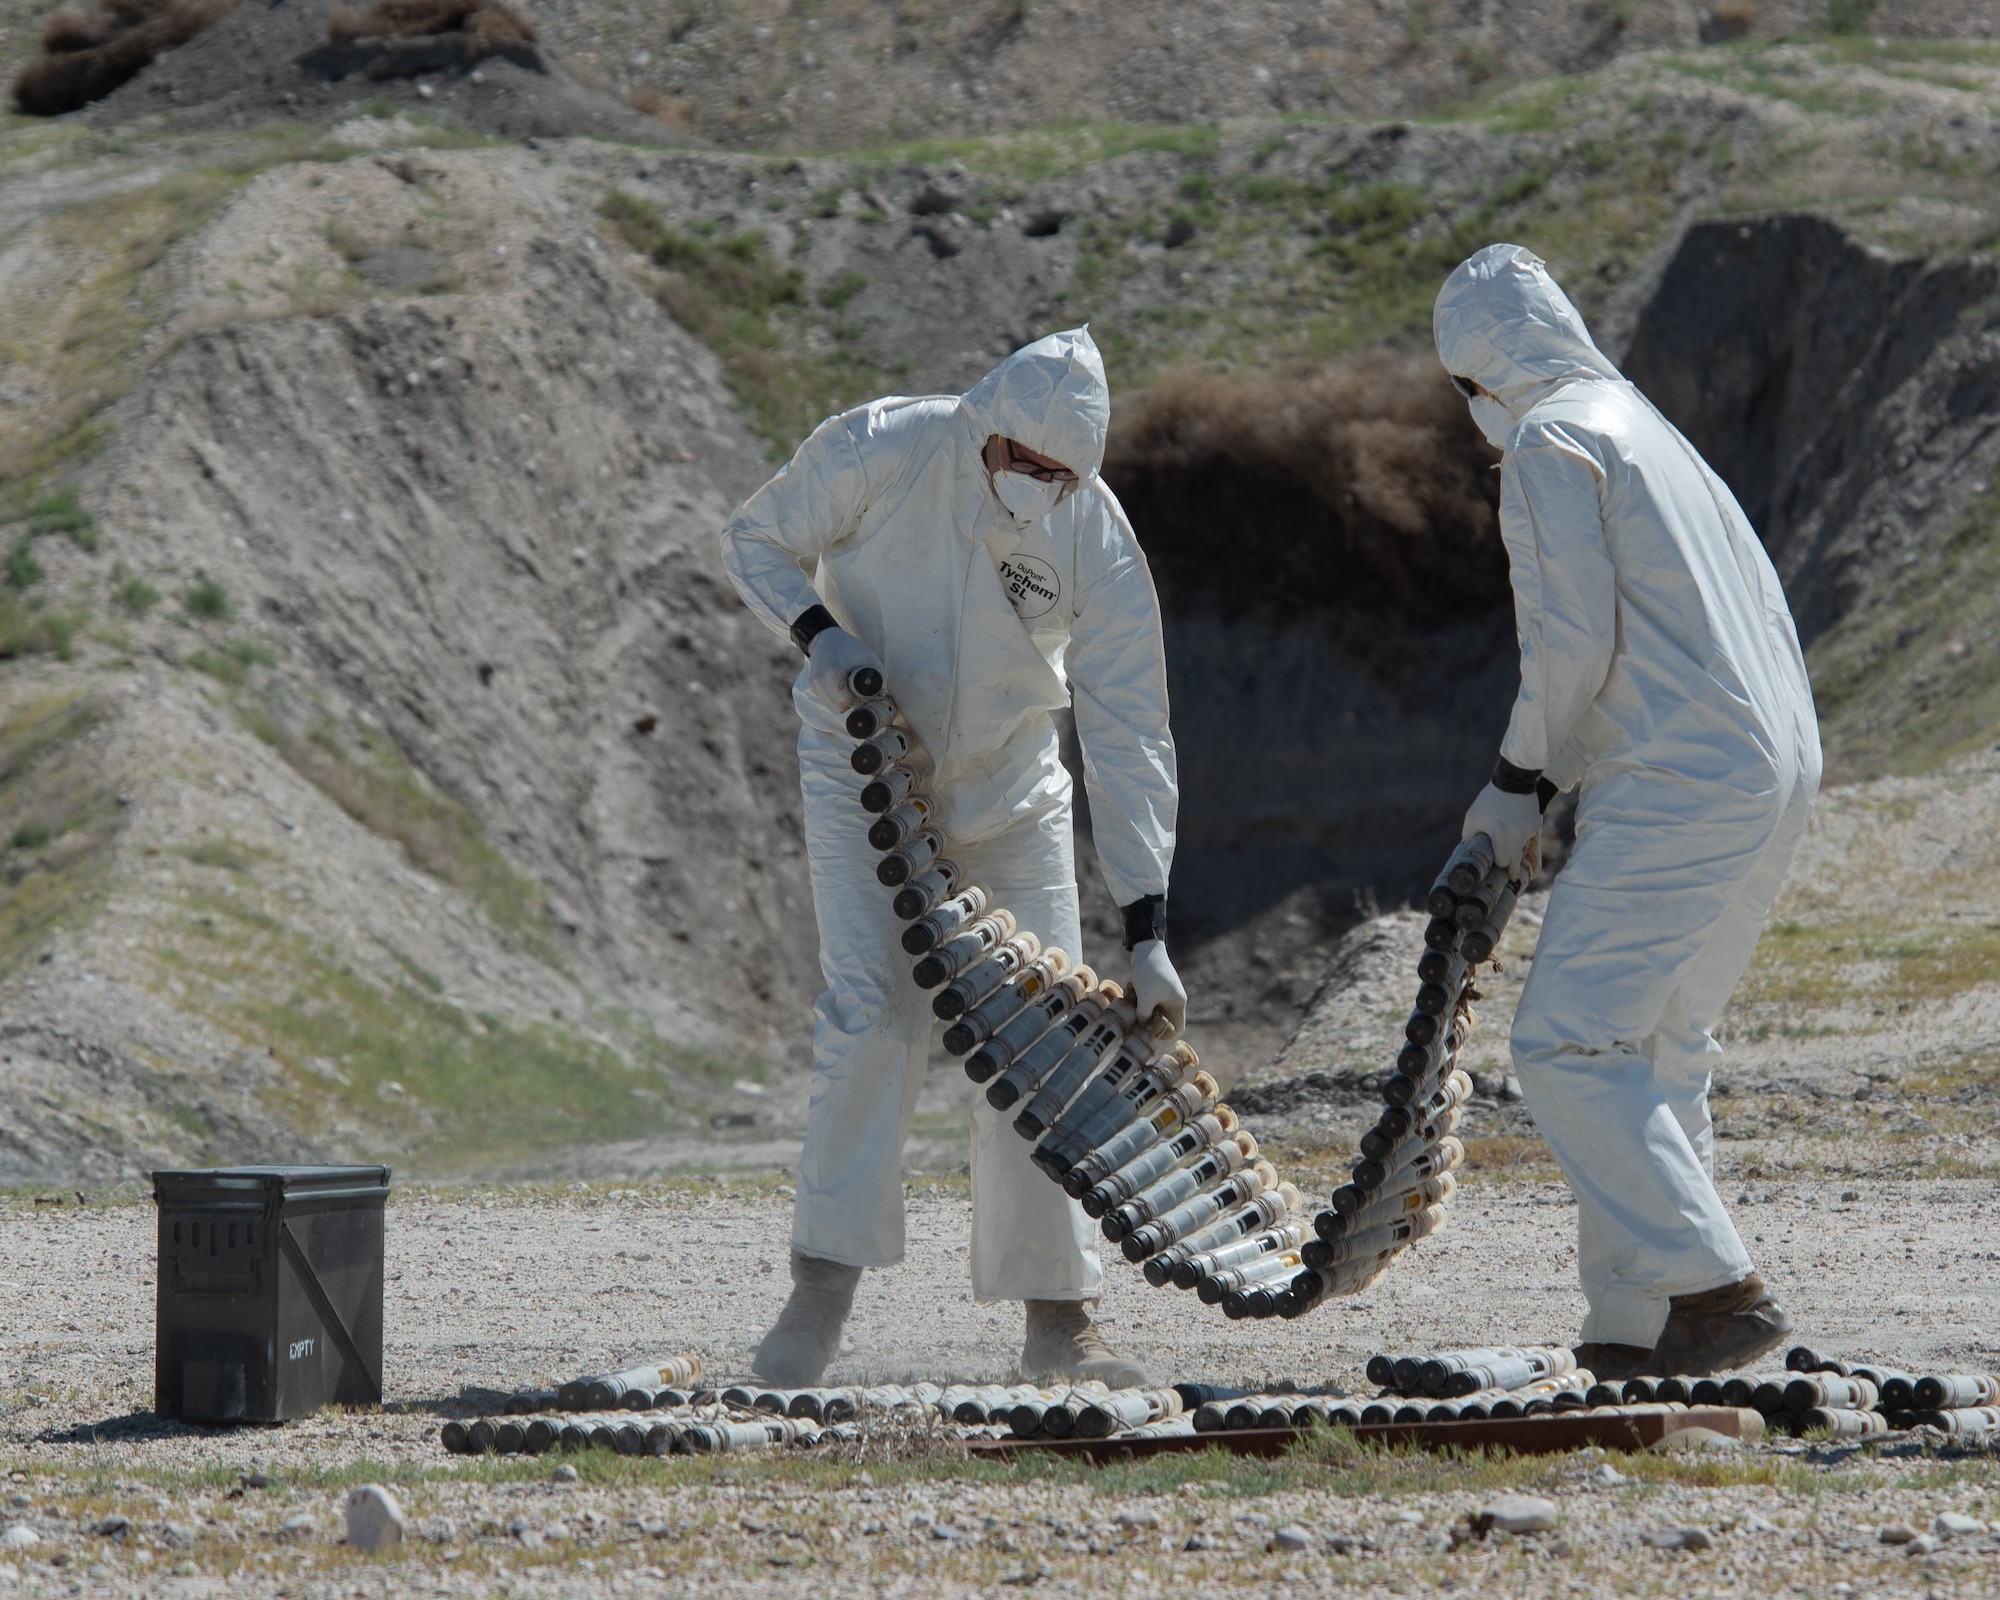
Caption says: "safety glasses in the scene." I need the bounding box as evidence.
[1001,439,1078,484]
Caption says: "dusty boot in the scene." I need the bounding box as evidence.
[1021,1300,1151,1388]
[1647,1272,1793,1377]
[1573,1342,1656,1384]
[752,1251,861,1386]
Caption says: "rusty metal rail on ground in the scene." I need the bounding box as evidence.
[961,1406,1766,1462]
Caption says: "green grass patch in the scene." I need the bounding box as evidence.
[151,893,701,1172]
[182,571,232,619]
[245,708,556,959]
[114,569,159,613]
[600,189,879,451]
[13,485,100,551]
[0,590,80,659]
[0,691,121,976]
[3,537,41,589]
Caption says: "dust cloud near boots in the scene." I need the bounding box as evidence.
[753,1251,862,1387]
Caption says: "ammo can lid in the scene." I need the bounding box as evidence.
[152,1165,392,1207]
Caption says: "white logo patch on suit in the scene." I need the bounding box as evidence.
[997,554,1062,621]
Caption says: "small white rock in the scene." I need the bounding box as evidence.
[1643,1526,1714,1551]
[344,1484,406,1553]
[1593,1464,1629,1487]
[1936,1512,1986,1538]
[1479,1495,1558,1535]
[550,1463,579,1485]
[1271,1525,1313,1551]
[1114,1506,1162,1529]
[1905,1533,1940,1558]
[0,1526,39,1550]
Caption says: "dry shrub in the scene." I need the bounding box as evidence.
[326,0,534,52]
[1711,0,1756,24]
[630,83,693,132]
[12,0,241,116]
[1103,354,1507,621]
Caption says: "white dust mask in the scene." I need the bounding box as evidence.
[1469,395,1515,452]
[991,469,1066,525]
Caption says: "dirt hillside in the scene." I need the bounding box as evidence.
[0,39,1997,1182]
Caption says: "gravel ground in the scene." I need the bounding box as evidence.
[3,1177,1997,1597]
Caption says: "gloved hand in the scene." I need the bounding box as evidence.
[1462,781,1544,875]
[1129,939,1187,1036]
[804,626,884,715]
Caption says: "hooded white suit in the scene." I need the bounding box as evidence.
[720,329,1177,1300]
[1435,246,1822,1348]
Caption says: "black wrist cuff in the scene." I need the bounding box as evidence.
[1492,756,1543,795]
[1120,894,1166,951]
[789,604,840,656]
[1535,777,1560,814]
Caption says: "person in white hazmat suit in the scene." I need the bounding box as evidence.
[719,328,1184,1388]
[1435,245,1822,1380]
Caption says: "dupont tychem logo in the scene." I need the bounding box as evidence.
[998,555,1061,620]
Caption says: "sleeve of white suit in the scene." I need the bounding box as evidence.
[718,409,876,638]
[1066,491,1178,906]
[1496,430,1619,777]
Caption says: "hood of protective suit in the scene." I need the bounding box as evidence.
[960,326,1110,480]
[1433,244,1624,418]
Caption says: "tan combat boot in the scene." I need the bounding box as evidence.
[752,1250,861,1386]
[1573,1341,1656,1384]
[1021,1300,1151,1388]
[1647,1272,1793,1377]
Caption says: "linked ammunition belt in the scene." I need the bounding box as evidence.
[839,668,1307,1319]
[837,671,1529,1320]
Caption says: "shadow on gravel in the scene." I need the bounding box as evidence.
[37,1410,238,1444]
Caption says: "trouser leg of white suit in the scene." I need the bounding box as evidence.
[956,825,1102,1303]
[790,725,1100,1301]
[1510,762,1814,1349]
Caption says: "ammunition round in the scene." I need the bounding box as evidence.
[845,697,897,740]
[439,1421,469,1453]
[847,665,884,700]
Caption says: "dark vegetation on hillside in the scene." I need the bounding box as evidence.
[12,0,238,115]
[1105,356,1507,627]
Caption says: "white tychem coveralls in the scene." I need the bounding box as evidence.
[1435,246,1822,1350]
[720,328,1178,1301]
